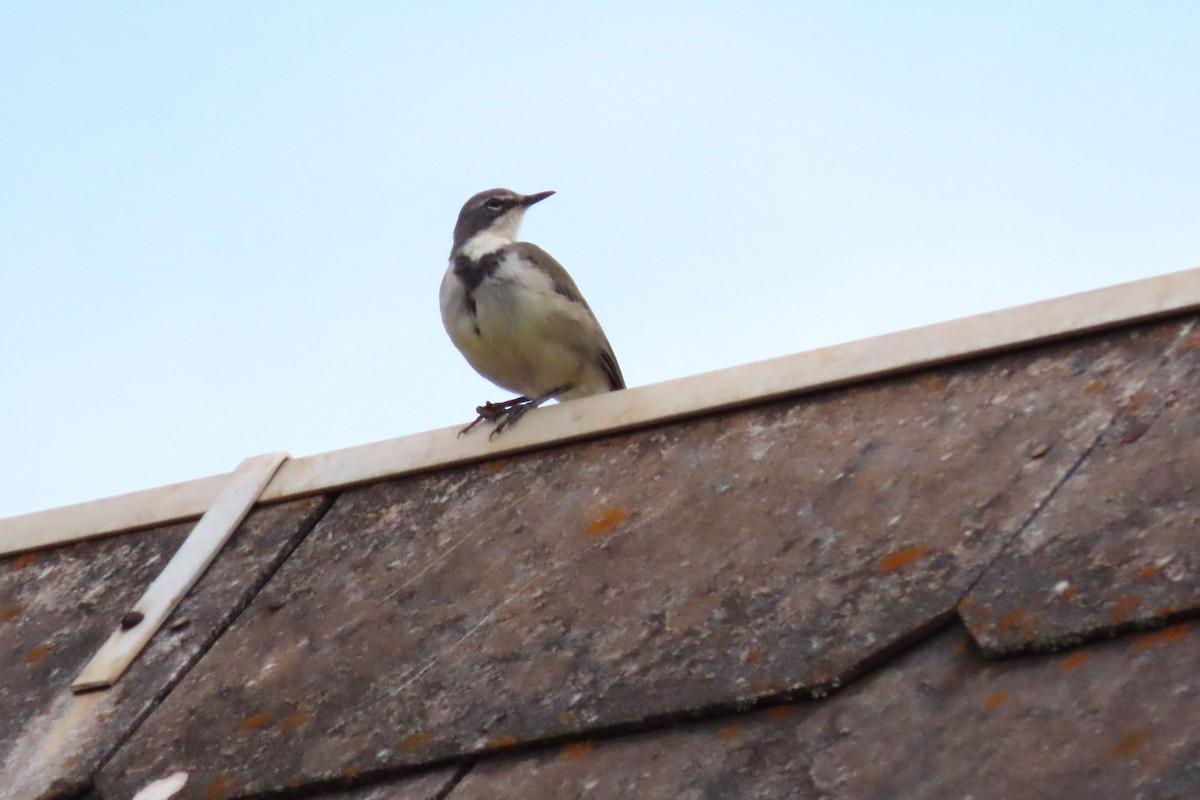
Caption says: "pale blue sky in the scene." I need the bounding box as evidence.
[2,3,1198,517]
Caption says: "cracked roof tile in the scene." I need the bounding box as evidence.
[963,320,1200,654]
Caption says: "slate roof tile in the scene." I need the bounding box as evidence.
[963,319,1200,653]
[4,294,1196,800]
[0,497,329,800]
[441,621,1200,800]
[97,317,1190,799]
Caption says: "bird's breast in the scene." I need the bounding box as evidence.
[439,253,598,397]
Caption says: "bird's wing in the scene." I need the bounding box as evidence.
[514,242,625,391]
[514,242,590,308]
[598,347,625,392]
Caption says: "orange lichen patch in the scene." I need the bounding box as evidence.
[478,459,507,474]
[279,708,312,729]
[489,734,519,748]
[716,723,741,740]
[1123,391,1150,414]
[1,604,21,621]
[1109,595,1143,623]
[1180,333,1200,350]
[1132,621,1194,650]
[919,374,947,391]
[983,692,1008,708]
[340,765,358,778]
[767,705,795,721]
[745,647,765,663]
[997,608,1026,630]
[23,644,50,663]
[1084,379,1107,393]
[236,711,273,731]
[205,774,234,800]
[557,710,577,723]
[878,544,930,573]
[558,741,595,760]
[11,552,36,570]
[1134,564,1159,580]
[398,732,432,750]
[1112,728,1150,758]
[1058,650,1089,670]
[585,506,628,535]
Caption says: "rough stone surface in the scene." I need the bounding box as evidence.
[447,705,824,800]
[446,621,1200,800]
[964,320,1200,653]
[286,767,464,800]
[99,321,1180,799]
[0,496,330,800]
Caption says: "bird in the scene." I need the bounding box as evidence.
[440,188,624,436]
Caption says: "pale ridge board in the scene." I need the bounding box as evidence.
[3,266,1199,558]
[71,453,288,693]
[0,474,231,558]
[263,266,1200,500]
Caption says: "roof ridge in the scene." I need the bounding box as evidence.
[3,266,1199,555]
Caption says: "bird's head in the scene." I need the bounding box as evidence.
[451,188,555,257]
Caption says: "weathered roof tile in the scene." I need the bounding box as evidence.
[444,621,1200,800]
[0,497,329,800]
[99,319,1182,799]
[963,319,1200,654]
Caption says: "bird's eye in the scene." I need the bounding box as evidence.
[484,198,504,211]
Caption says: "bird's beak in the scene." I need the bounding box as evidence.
[519,190,555,207]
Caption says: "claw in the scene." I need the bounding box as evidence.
[457,416,485,437]
[457,385,572,438]
[488,403,533,439]
[458,396,530,437]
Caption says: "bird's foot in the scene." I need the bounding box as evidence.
[488,401,536,439]
[486,385,572,438]
[458,396,530,437]
[457,386,572,438]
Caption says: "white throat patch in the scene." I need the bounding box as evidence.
[458,209,527,259]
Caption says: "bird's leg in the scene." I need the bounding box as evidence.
[458,396,529,437]
[488,385,571,439]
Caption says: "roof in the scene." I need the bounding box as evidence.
[3,268,1199,800]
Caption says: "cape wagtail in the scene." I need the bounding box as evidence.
[440,188,624,436]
